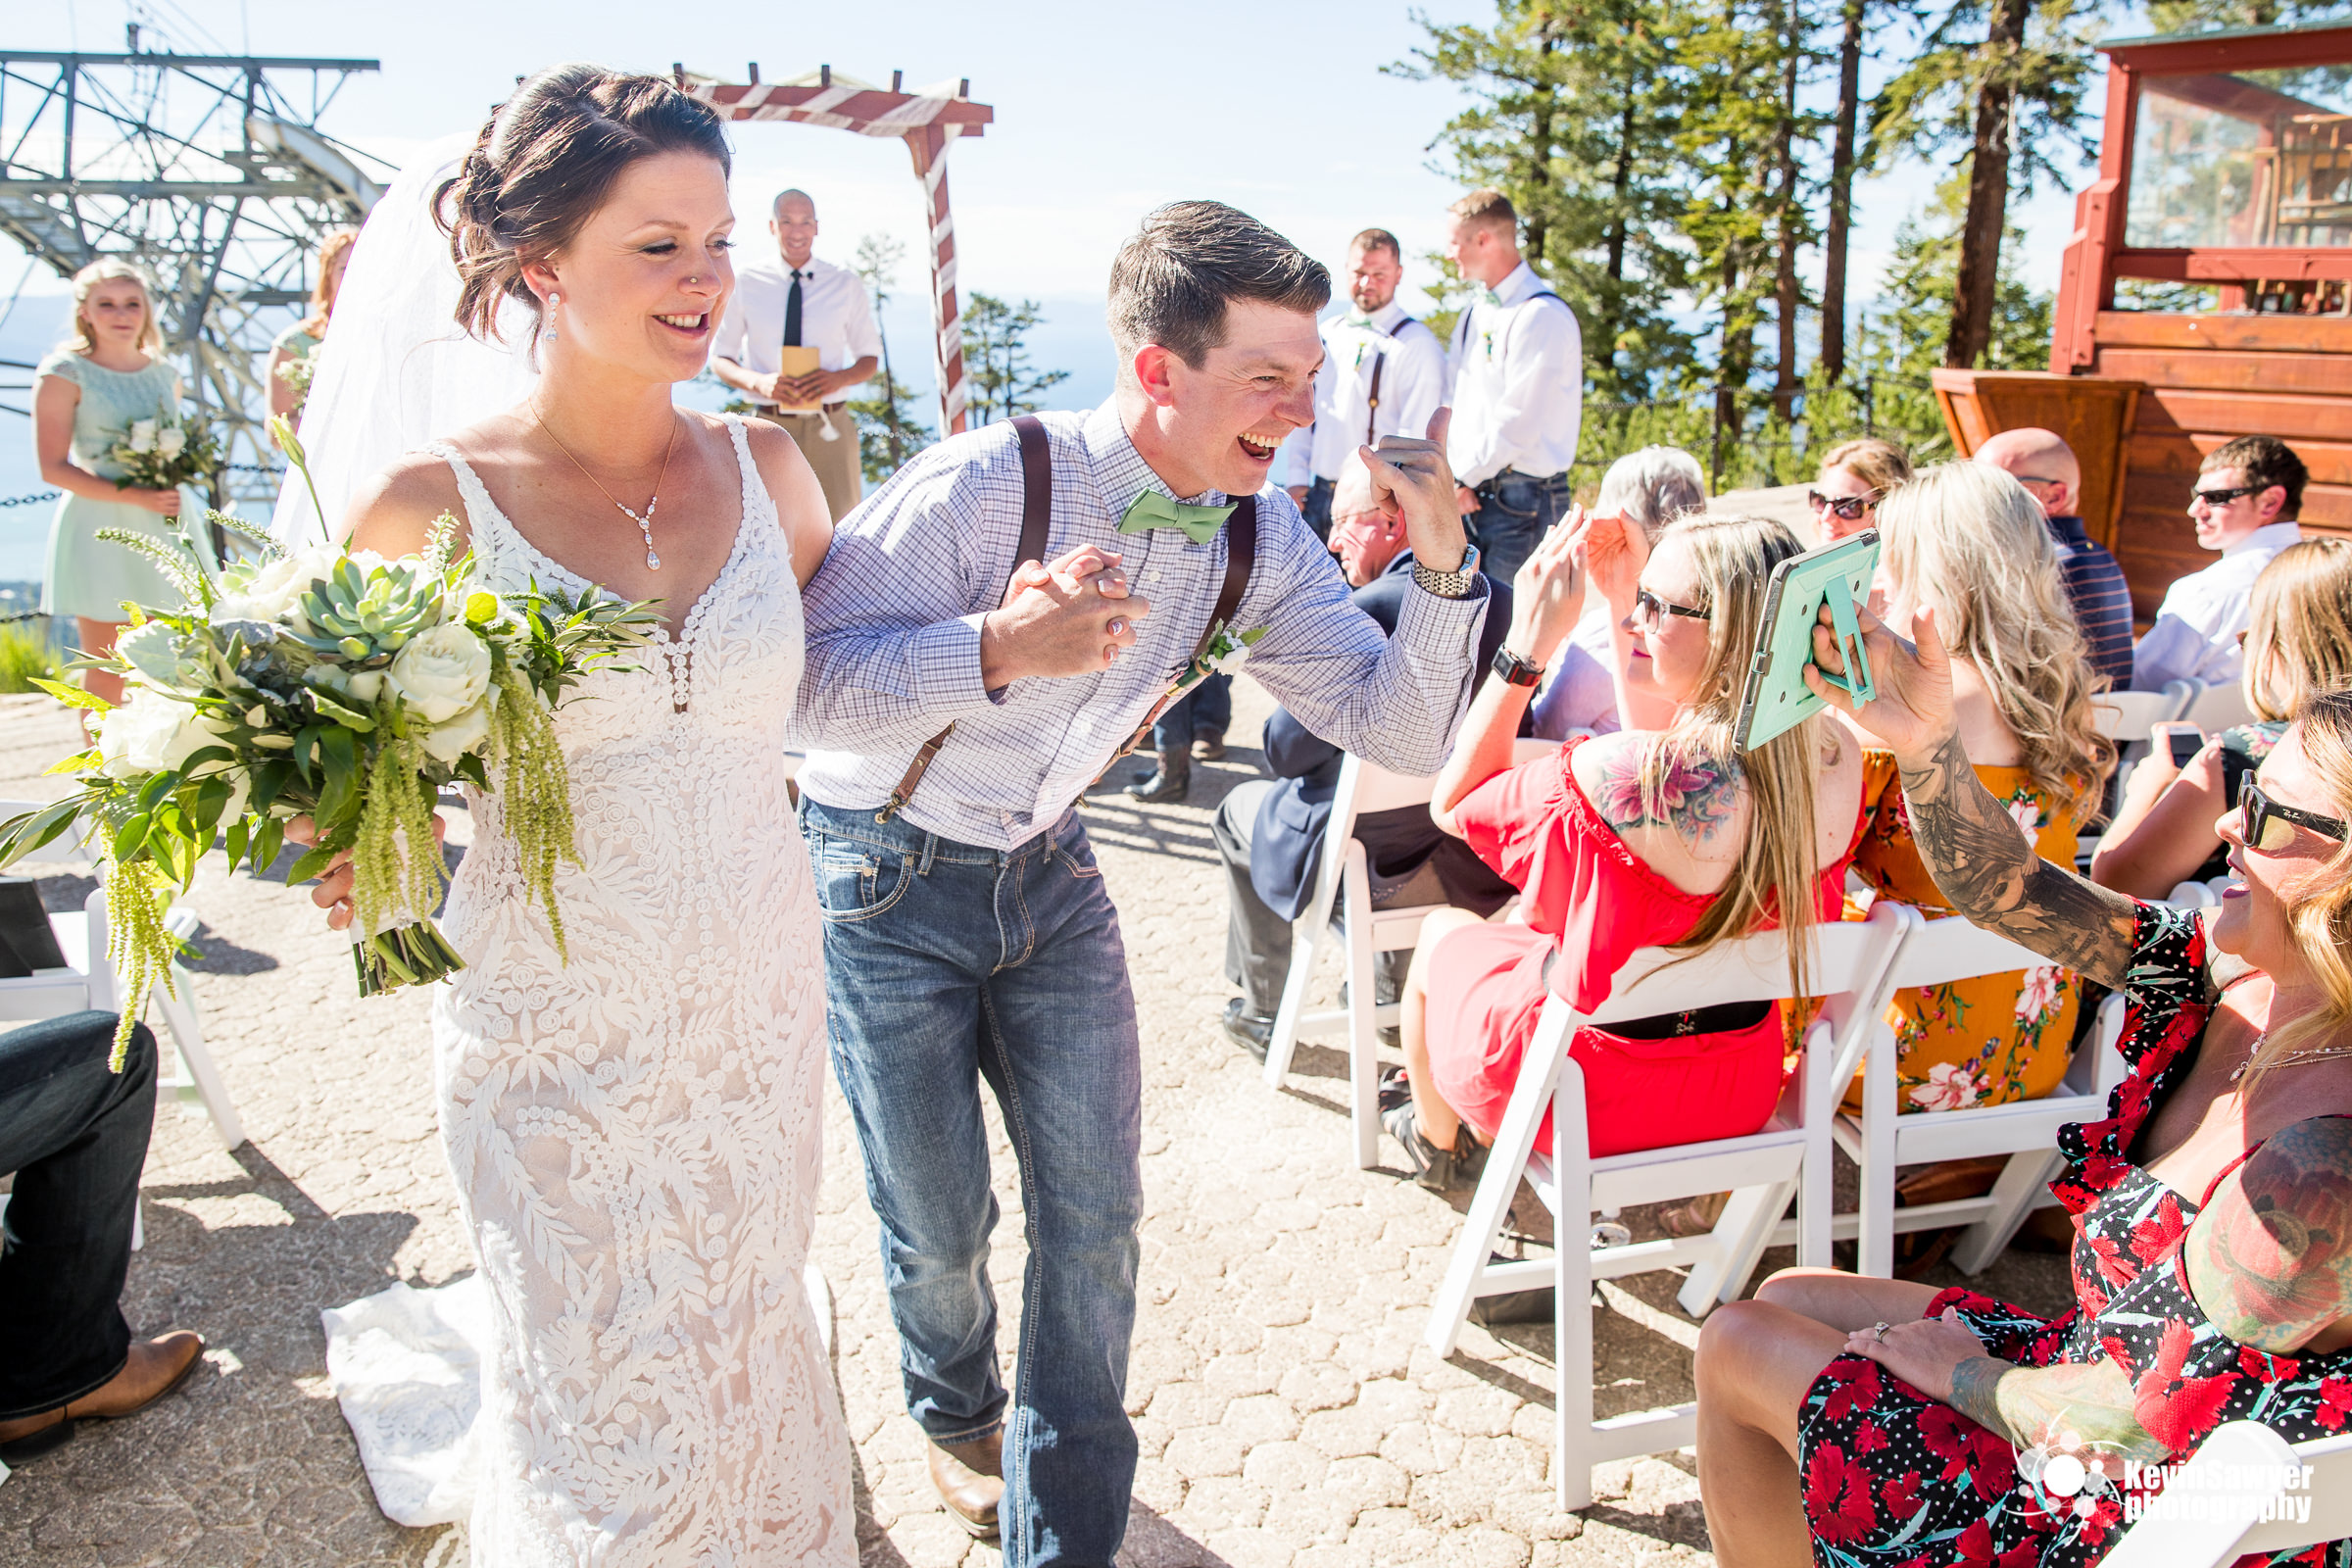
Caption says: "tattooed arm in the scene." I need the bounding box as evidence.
[1948,1354,2169,1466]
[1806,598,2138,989]
[2184,1115,2352,1352]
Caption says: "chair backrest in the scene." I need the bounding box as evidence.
[2101,1420,2352,1568]
[2181,678,2255,736]
[1873,910,2050,992]
[1546,911,1902,1030]
[1306,739,1568,920]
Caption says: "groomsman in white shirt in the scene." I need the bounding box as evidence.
[1278,227,1448,542]
[1442,188,1583,585]
[711,188,882,520]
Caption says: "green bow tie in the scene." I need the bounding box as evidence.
[1118,487,1233,546]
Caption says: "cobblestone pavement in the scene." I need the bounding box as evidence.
[0,684,2072,1567]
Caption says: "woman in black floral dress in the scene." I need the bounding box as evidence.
[1692,601,2352,1568]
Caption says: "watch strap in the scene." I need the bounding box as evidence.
[1491,646,1544,687]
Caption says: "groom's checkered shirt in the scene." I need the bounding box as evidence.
[793,400,1489,852]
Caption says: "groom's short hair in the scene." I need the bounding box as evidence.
[1106,201,1329,372]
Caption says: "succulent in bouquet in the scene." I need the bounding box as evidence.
[109,402,222,493]
[0,420,661,1066]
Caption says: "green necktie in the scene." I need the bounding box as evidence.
[1119,487,1234,546]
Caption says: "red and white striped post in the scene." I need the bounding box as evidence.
[682,68,994,439]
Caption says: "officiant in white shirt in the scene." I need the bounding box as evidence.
[711,188,882,520]
[1278,227,1447,542]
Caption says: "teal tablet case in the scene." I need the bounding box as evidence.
[1735,530,1880,752]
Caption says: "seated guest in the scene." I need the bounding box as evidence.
[1972,426,2133,688]
[1215,503,1515,1057]
[1809,436,1910,545]
[1528,444,1707,739]
[1842,464,2110,1113]
[2094,536,2352,898]
[0,1012,204,1462]
[1386,513,1866,1191]
[2133,433,2307,691]
[1694,614,2352,1568]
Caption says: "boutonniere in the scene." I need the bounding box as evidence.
[1174,620,1267,693]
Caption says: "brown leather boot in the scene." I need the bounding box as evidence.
[927,1429,1004,1540]
[0,1331,205,1462]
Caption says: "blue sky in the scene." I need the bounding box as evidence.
[2,0,2105,576]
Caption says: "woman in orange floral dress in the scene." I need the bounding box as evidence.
[1840,464,2111,1114]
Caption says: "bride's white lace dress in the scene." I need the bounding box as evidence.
[417,416,850,1565]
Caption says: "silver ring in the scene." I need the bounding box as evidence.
[1870,1321,1890,1343]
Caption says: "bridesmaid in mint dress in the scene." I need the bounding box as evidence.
[32,259,202,708]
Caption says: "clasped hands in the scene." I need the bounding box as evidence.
[979,545,1151,687]
[761,368,851,407]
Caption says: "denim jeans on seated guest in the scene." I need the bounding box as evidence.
[0,1012,157,1420]
[1467,470,1570,588]
[1150,672,1232,754]
[1299,476,1335,543]
[800,798,1143,1568]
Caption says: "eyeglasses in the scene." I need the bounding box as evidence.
[2238,777,2349,854]
[1807,489,1882,521]
[1634,586,1710,630]
[2193,483,2262,508]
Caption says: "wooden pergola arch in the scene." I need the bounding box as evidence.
[678,65,995,437]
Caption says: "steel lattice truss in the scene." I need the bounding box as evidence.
[0,48,385,505]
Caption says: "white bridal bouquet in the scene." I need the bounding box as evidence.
[110,403,221,493]
[0,418,660,1065]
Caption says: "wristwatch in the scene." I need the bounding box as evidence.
[1413,543,1481,600]
[1490,647,1544,687]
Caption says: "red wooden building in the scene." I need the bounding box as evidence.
[1936,20,2352,619]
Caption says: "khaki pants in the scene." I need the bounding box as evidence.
[759,406,863,521]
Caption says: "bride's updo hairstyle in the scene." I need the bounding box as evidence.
[438,63,729,343]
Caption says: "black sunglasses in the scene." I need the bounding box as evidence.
[1807,489,1881,521]
[1635,586,1710,627]
[2193,483,2264,508]
[2239,777,2349,854]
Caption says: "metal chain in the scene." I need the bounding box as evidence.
[0,489,60,508]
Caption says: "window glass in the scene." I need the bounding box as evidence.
[2127,65,2352,248]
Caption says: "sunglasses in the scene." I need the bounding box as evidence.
[1807,489,1881,521]
[1634,586,1710,630]
[2238,777,2349,854]
[2193,483,2263,508]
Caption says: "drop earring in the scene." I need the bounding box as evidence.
[544,292,561,341]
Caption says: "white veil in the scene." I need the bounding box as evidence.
[270,134,541,546]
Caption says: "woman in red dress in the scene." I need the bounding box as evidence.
[1386,511,1868,1190]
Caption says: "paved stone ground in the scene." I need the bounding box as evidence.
[0,683,2073,1567]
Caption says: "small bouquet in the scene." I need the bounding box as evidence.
[276,347,318,413]
[110,403,221,493]
[1174,620,1266,695]
[1,419,661,1065]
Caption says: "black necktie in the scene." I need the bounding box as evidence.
[784,269,806,348]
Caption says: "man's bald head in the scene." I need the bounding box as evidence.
[1974,427,2082,520]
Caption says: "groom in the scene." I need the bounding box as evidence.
[793,200,1487,1567]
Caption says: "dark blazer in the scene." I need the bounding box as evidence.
[1250,554,1519,923]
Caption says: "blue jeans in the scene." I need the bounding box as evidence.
[0,1013,157,1420]
[1299,476,1335,542]
[801,799,1143,1568]
[1468,469,1570,587]
[1150,672,1231,753]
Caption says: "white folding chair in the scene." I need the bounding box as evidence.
[2082,682,2199,869]
[1423,904,1913,1510]
[2103,1421,2352,1568]
[0,801,244,1150]
[1828,906,2128,1279]
[2180,677,2254,737]
[1263,739,1562,1168]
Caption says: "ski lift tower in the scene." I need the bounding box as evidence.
[0,35,386,506]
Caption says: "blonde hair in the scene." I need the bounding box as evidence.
[1876,464,2113,823]
[2242,690,2352,1089]
[1448,187,1517,237]
[1818,436,1912,498]
[298,228,360,340]
[64,258,163,357]
[2244,539,2352,724]
[1641,514,1826,996]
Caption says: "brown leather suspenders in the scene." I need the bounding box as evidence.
[874,415,1054,822]
[1363,351,1386,448]
[873,414,1258,823]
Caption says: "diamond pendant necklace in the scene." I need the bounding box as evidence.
[533,403,679,570]
[2230,1032,2352,1082]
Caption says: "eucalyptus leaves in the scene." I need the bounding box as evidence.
[0,439,661,1066]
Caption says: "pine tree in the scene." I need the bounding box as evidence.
[961,294,1071,427]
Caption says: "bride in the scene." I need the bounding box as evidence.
[301,66,850,1564]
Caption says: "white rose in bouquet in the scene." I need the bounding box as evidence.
[212,544,340,625]
[99,692,220,778]
[388,622,492,724]
[418,696,494,764]
[157,425,186,462]
[126,418,158,455]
